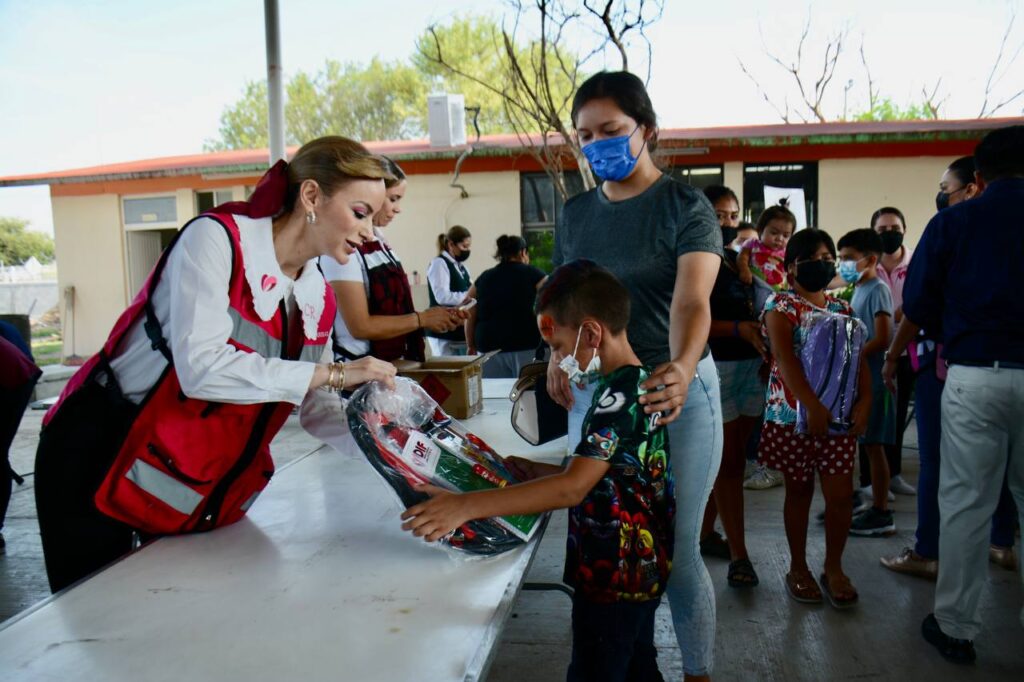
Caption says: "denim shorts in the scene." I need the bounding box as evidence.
[715,357,766,423]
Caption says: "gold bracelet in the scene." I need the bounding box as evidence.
[414,311,422,329]
[336,361,346,391]
[326,363,338,391]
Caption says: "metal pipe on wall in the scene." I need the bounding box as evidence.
[264,0,285,164]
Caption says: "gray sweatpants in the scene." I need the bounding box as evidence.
[935,364,1024,640]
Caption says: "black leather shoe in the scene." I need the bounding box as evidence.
[922,614,976,664]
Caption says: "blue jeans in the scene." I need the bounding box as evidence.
[566,596,664,682]
[914,368,1019,558]
[569,354,723,676]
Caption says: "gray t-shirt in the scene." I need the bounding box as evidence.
[851,276,894,377]
[552,174,723,366]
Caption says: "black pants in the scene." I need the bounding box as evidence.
[566,595,664,682]
[1,377,37,531]
[35,378,138,592]
[859,356,915,486]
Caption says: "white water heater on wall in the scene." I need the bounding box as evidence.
[428,94,466,148]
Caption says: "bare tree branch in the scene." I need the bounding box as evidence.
[582,0,664,76]
[921,78,948,119]
[737,57,792,123]
[745,10,847,123]
[859,39,877,113]
[979,10,1024,117]
[584,1,630,71]
[418,1,664,199]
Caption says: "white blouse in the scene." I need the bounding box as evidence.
[426,251,471,306]
[109,215,325,405]
[319,227,398,358]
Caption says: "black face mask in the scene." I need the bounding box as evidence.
[879,231,904,255]
[455,250,471,263]
[721,226,739,248]
[935,191,950,211]
[793,260,836,292]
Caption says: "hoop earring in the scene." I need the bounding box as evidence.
[306,211,316,225]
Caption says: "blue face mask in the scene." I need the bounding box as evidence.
[838,258,864,284]
[582,127,643,182]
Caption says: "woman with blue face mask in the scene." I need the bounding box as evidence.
[548,71,723,682]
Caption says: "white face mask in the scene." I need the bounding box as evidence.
[559,324,601,384]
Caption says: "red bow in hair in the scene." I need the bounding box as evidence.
[210,159,290,218]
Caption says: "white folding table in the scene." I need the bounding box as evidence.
[0,379,566,681]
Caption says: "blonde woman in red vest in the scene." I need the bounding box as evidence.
[321,156,464,362]
[34,136,397,592]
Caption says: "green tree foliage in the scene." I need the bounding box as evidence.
[854,97,935,121]
[320,58,428,141]
[205,58,429,150]
[0,218,55,265]
[412,15,535,136]
[205,15,582,150]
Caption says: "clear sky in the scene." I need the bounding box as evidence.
[0,0,1019,234]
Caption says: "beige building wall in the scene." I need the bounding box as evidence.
[46,159,960,358]
[818,156,955,248]
[382,171,522,309]
[51,185,249,358]
[723,161,744,206]
[51,194,127,358]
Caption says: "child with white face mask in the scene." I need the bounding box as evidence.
[837,228,897,537]
[559,323,602,384]
[402,260,675,682]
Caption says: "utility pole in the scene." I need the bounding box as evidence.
[264,0,285,164]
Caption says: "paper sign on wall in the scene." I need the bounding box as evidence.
[764,186,808,230]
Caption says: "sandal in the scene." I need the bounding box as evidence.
[785,570,822,604]
[727,558,759,588]
[700,531,731,560]
[820,572,859,609]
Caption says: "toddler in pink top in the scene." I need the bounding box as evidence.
[737,205,797,291]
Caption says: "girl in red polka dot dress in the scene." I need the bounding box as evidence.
[759,229,872,610]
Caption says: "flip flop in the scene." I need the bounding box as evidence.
[820,572,859,609]
[785,570,822,604]
[727,558,760,588]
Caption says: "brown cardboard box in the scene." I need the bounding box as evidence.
[393,351,499,419]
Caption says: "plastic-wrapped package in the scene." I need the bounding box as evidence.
[796,312,867,435]
[346,377,541,555]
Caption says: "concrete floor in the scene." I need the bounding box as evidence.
[2,409,1022,681]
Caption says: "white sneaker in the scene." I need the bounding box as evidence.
[890,475,917,496]
[860,485,895,502]
[744,465,784,490]
[743,460,758,480]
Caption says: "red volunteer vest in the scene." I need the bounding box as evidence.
[44,213,335,535]
[335,239,424,362]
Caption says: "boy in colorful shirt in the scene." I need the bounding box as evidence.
[402,260,674,681]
